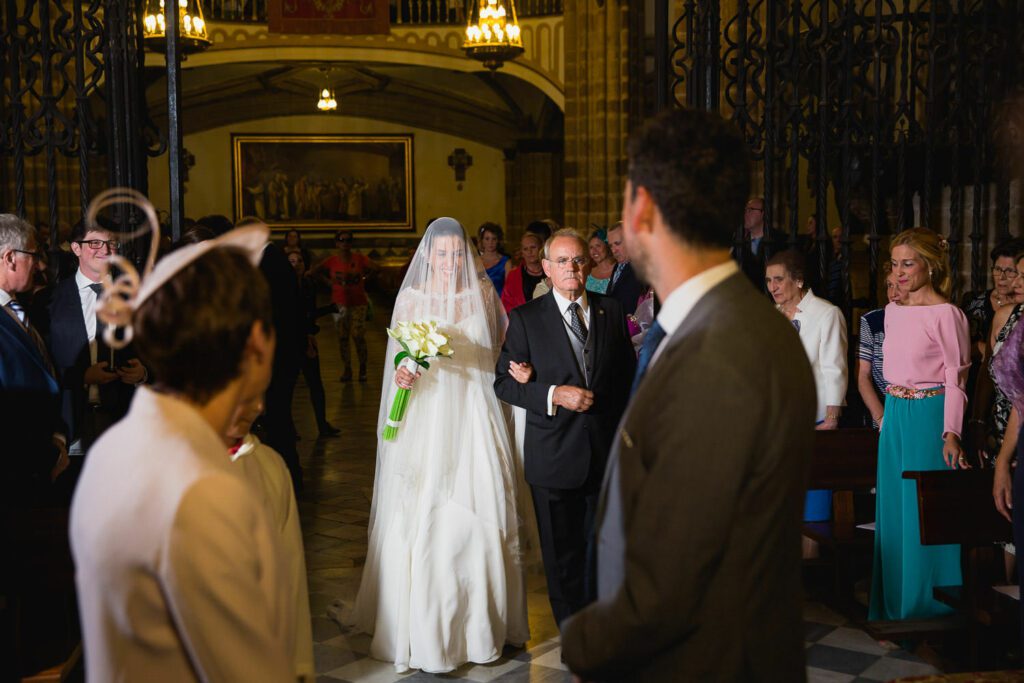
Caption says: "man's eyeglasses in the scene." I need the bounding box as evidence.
[77,239,120,251]
[745,206,764,213]
[993,266,1018,279]
[12,248,43,261]
[546,256,588,269]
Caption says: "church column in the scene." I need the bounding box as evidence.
[563,0,630,231]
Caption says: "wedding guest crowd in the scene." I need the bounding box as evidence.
[11,107,1024,681]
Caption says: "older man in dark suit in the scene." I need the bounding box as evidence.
[495,229,636,628]
[605,223,644,316]
[561,110,816,681]
[0,214,72,678]
[0,215,67,490]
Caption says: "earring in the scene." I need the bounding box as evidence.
[929,269,933,277]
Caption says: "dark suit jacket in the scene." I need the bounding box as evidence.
[259,243,303,375]
[494,291,636,490]
[561,272,816,682]
[46,277,135,445]
[606,263,644,317]
[0,305,63,503]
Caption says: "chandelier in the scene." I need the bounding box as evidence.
[142,0,212,55]
[464,0,524,71]
[317,87,338,112]
[316,68,337,111]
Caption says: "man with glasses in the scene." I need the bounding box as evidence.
[736,196,774,290]
[0,213,71,677]
[494,229,636,628]
[47,221,144,486]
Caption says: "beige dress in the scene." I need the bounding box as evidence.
[70,387,295,682]
[232,434,315,681]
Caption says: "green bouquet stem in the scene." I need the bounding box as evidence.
[382,386,412,441]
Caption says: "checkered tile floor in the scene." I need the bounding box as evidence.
[306,602,940,682]
[296,300,943,683]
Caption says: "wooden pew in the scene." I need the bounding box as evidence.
[802,428,878,608]
[899,469,1014,664]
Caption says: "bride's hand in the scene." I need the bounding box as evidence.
[508,361,534,384]
[395,366,420,389]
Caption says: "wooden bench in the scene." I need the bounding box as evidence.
[890,470,1014,663]
[864,470,1015,647]
[802,428,878,608]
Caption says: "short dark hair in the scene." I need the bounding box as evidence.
[991,239,1024,263]
[133,248,272,404]
[196,214,235,237]
[525,220,553,242]
[478,222,503,242]
[71,217,114,243]
[766,249,808,287]
[334,230,353,242]
[627,108,750,248]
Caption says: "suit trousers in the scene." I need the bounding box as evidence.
[301,351,329,430]
[263,361,303,492]
[530,471,601,628]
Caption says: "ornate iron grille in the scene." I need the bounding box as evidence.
[1,0,152,260]
[666,0,1024,310]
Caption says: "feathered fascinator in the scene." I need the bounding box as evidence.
[88,188,268,349]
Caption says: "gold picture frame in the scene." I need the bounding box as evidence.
[231,134,414,231]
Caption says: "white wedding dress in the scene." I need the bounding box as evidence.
[347,219,530,673]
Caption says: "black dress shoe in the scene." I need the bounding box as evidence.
[318,423,341,438]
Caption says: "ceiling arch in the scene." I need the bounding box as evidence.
[147,61,564,149]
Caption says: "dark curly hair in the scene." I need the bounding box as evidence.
[627,108,750,249]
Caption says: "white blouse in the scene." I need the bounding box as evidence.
[791,289,848,422]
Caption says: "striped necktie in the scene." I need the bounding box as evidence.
[7,298,28,327]
[611,262,625,287]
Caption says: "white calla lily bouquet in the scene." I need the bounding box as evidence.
[383,320,454,441]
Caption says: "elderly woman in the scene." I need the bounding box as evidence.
[964,240,1024,358]
[870,227,970,621]
[766,249,847,524]
[766,250,847,428]
[970,246,1024,465]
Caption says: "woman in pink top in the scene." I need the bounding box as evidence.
[869,227,971,621]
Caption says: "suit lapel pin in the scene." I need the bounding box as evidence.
[620,429,634,448]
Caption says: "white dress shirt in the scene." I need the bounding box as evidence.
[790,288,848,422]
[649,259,739,368]
[75,269,105,405]
[546,289,592,415]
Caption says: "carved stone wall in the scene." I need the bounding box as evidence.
[563,0,630,232]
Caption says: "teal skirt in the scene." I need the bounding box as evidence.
[869,392,961,621]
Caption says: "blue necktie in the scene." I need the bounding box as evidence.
[630,320,667,397]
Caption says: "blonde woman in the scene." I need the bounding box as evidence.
[869,227,971,621]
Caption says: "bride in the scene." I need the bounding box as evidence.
[349,217,530,673]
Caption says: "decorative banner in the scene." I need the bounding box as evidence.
[268,0,390,35]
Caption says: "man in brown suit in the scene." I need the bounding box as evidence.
[561,109,816,681]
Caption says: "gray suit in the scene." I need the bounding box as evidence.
[561,272,816,682]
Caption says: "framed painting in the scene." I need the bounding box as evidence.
[231,134,414,231]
